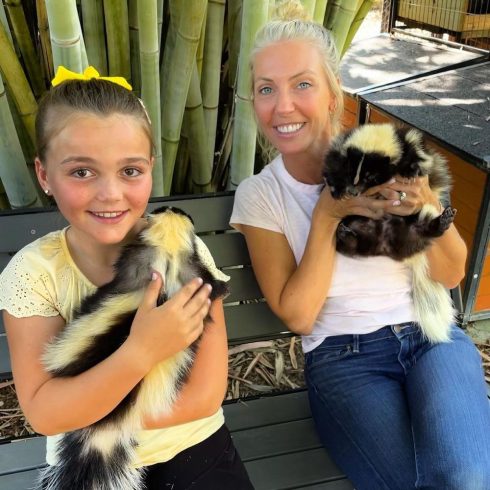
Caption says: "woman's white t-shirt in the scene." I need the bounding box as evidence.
[230,155,416,353]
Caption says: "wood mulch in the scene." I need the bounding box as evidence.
[1,335,489,443]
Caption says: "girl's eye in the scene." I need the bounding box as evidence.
[298,81,312,89]
[258,86,273,95]
[72,168,93,178]
[123,167,143,177]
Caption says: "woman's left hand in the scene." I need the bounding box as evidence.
[364,175,440,216]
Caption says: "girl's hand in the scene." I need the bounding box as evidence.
[127,274,212,371]
[365,175,441,216]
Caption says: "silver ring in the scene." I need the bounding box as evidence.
[399,191,407,201]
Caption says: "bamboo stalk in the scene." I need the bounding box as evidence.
[226,0,241,92]
[0,0,14,45]
[157,0,164,48]
[0,74,42,209]
[313,0,328,23]
[201,0,225,185]
[103,0,131,82]
[128,0,141,96]
[160,0,207,195]
[341,0,373,56]
[196,6,207,75]
[36,0,54,82]
[0,20,37,145]
[329,0,364,55]
[81,0,108,75]
[301,0,316,19]
[4,0,45,97]
[185,61,211,193]
[138,0,163,195]
[45,0,85,72]
[229,0,269,188]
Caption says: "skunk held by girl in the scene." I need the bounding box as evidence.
[323,123,456,343]
[38,206,229,490]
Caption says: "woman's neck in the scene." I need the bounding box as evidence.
[282,152,324,185]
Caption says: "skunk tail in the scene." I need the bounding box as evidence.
[37,427,142,490]
[405,253,454,343]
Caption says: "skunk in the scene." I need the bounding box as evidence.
[38,206,229,490]
[323,123,456,343]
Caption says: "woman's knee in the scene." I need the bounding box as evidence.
[423,462,490,490]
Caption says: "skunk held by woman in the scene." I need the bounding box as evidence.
[38,206,229,490]
[323,123,456,343]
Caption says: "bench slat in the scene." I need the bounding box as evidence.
[224,267,262,303]
[0,194,235,254]
[245,448,351,490]
[201,232,250,268]
[0,469,41,489]
[0,335,10,380]
[225,302,290,344]
[0,437,46,475]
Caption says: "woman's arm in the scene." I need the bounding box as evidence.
[5,276,211,435]
[143,298,228,429]
[239,187,389,336]
[380,176,467,288]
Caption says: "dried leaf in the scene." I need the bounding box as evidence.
[243,353,262,379]
[228,341,274,355]
[289,337,298,369]
[275,350,284,384]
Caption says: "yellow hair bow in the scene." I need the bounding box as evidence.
[51,66,132,91]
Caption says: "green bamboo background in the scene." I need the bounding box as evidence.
[0,0,373,209]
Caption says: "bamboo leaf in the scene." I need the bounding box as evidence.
[341,0,373,56]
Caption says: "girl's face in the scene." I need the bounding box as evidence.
[253,40,336,161]
[35,113,153,247]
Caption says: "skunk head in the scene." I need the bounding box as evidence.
[323,123,404,198]
[144,206,195,256]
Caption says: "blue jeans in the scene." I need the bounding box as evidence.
[305,323,490,490]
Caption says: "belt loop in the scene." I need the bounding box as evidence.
[352,335,360,353]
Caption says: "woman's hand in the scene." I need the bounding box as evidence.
[128,274,212,371]
[365,175,441,217]
[314,183,393,223]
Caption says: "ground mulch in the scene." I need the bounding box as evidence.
[1,334,488,443]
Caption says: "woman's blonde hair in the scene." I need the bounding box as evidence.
[250,0,344,161]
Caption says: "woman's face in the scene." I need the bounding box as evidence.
[253,39,336,161]
[35,112,153,247]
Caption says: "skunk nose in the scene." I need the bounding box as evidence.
[346,186,360,197]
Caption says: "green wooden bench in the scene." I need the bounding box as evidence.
[0,192,353,490]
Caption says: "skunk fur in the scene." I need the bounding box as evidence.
[323,123,456,343]
[38,206,229,490]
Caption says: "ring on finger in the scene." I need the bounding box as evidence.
[398,191,407,201]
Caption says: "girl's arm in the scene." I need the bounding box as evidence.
[239,187,389,336]
[5,276,211,435]
[143,298,228,429]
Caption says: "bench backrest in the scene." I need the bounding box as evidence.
[0,192,290,379]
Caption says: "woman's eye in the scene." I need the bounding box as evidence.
[72,168,93,178]
[258,86,272,95]
[298,81,312,89]
[123,167,142,177]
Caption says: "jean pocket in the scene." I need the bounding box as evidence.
[306,344,352,369]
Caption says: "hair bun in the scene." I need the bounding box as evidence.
[273,0,310,21]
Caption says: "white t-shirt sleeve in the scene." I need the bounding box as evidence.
[229,175,282,233]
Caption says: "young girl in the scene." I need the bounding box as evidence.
[0,68,253,490]
[230,2,490,489]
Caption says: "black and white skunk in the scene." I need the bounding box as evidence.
[323,123,456,343]
[38,206,229,490]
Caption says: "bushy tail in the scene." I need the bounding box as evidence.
[405,253,454,343]
[37,427,142,490]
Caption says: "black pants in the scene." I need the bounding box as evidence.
[144,424,255,489]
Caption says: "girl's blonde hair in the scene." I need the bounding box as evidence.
[250,0,344,161]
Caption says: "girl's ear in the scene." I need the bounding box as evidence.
[35,157,49,193]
